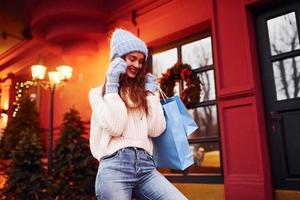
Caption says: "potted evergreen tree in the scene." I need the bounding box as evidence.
[51,108,97,200]
[0,95,42,159]
[2,130,49,199]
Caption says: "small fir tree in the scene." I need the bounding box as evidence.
[51,108,97,200]
[2,131,49,200]
[0,95,42,159]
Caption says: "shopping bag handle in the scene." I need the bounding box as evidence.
[158,87,168,102]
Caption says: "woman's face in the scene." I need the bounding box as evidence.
[124,52,145,78]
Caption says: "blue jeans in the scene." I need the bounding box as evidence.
[95,147,188,200]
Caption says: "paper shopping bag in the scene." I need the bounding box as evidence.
[152,96,197,170]
[163,95,198,136]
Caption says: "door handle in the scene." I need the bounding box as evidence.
[270,111,280,134]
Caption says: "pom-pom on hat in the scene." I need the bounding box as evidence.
[110,28,148,60]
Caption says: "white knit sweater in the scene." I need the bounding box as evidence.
[89,86,166,161]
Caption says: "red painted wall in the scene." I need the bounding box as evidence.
[106,0,274,199]
[212,0,273,199]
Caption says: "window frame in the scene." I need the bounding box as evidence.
[149,31,223,183]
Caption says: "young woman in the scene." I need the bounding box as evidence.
[89,29,187,200]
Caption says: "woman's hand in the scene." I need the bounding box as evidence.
[106,57,127,93]
[145,73,158,94]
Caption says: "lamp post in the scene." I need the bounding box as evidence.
[31,65,73,176]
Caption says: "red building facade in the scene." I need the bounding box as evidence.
[1,0,299,199]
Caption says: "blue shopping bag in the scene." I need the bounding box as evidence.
[152,94,198,170]
[166,95,198,136]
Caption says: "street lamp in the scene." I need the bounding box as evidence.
[31,64,73,176]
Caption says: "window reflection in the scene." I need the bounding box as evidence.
[273,56,300,100]
[188,143,221,174]
[182,37,213,69]
[173,81,180,96]
[198,70,216,102]
[152,48,177,78]
[267,12,300,55]
[188,105,219,139]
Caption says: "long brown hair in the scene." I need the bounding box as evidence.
[102,56,149,115]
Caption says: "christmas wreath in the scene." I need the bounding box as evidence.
[159,62,202,106]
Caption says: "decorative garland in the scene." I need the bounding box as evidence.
[159,62,202,106]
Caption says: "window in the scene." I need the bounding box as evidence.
[267,11,300,101]
[151,33,222,182]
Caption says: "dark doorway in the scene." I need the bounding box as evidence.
[255,0,300,190]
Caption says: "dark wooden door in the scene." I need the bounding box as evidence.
[255,1,300,190]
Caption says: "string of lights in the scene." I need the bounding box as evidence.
[12,81,34,117]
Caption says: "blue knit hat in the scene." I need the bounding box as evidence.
[110,28,148,60]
